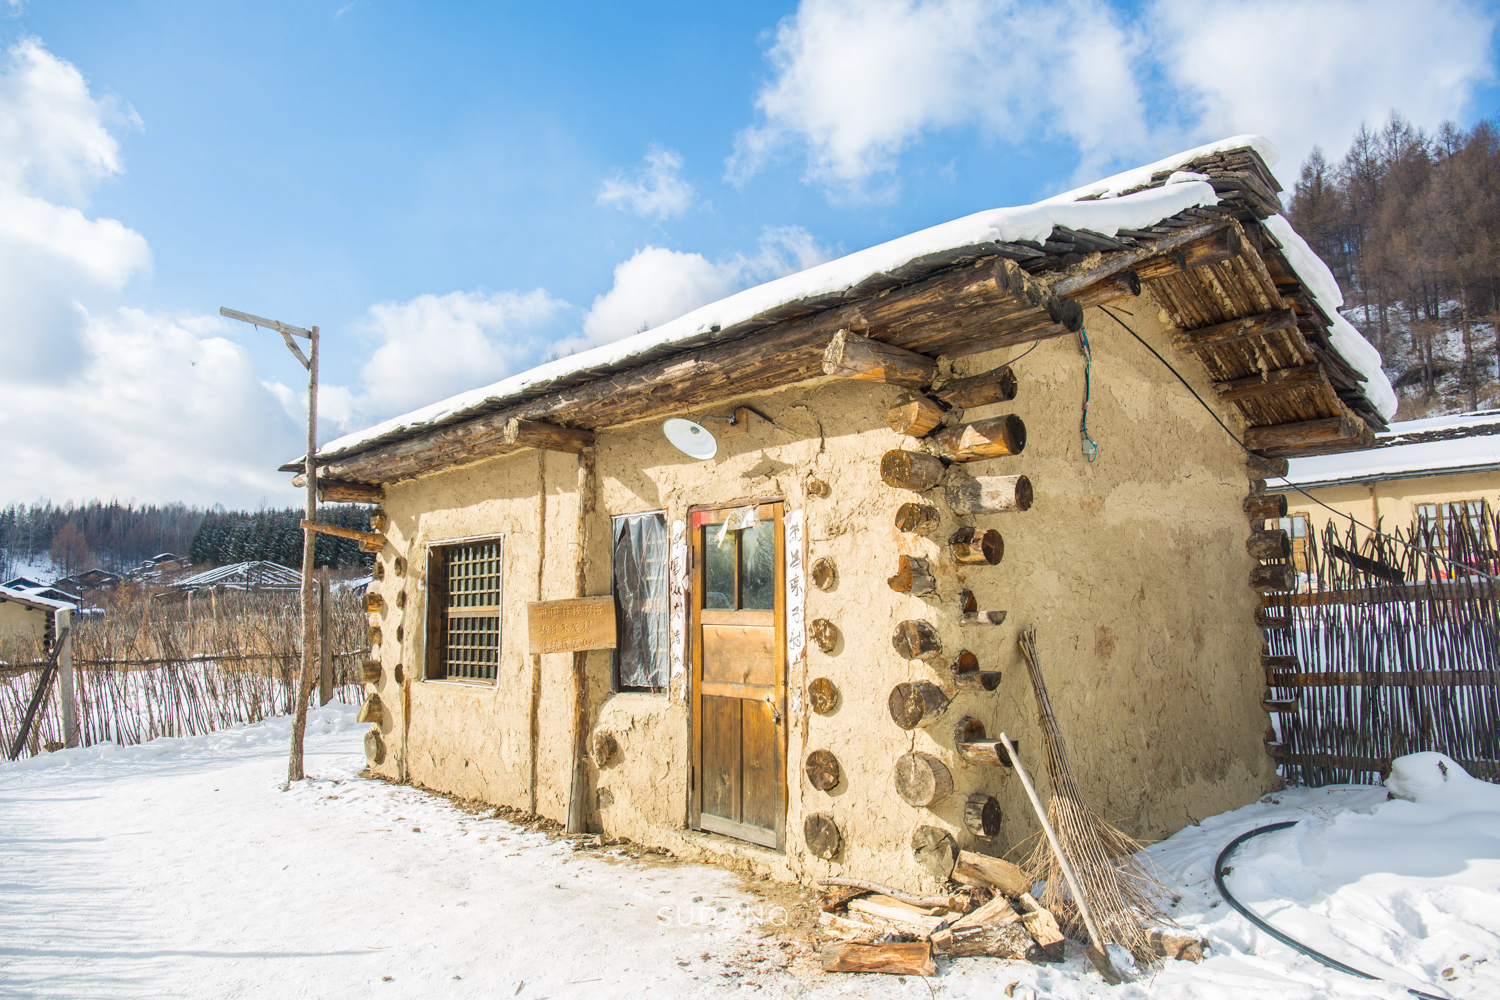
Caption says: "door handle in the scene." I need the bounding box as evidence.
[764,695,782,725]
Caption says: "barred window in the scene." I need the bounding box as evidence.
[612,512,669,692]
[427,539,503,682]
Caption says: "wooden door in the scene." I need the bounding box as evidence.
[691,502,786,850]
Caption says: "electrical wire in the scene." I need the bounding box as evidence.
[1215,822,1451,1000]
[1096,305,1500,584]
[1077,326,1100,462]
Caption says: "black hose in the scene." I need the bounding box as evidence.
[1215,822,1450,1000]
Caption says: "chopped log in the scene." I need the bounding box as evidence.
[953,851,1030,896]
[866,894,945,917]
[818,911,881,942]
[367,512,389,532]
[1243,493,1288,519]
[953,715,985,745]
[808,677,840,714]
[945,474,1032,514]
[806,749,842,791]
[502,418,595,453]
[1244,410,1375,458]
[888,555,938,597]
[810,557,838,591]
[1249,456,1290,478]
[1213,363,1328,402]
[930,414,1026,462]
[1150,930,1206,963]
[1246,528,1291,561]
[364,592,386,615]
[822,329,938,389]
[894,751,954,807]
[820,941,935,977]
[1255,609,1292,629]
[960,610,1008,627]
[818,886,869,912]
[949,527,1003,565]
[1263,697,1299,713]
[888,682,950,730]
[847,898,944,933]
[911,826,959,881]
[1015,893,1067,961]
[804,813,842,860]
[894,502,942,535]
[1174,308,1297,351]
[364,729,385,765]
[1133,225,1241,280]
[964,794,1002,838]
[818,878,972,913]
[1251,563,1297,593]
[888,394,945,438]
[955,670,1002,691]
[319,479,385,503]
[357,694,384,725]
[360,658,381,685]
[956,739,1015,767]
[881,450,946,491]
[939,896,1037,960]
[368,626,382,648]
[892,620,942,660]
[591,730,619,765]
[810,618,840,653]
[931,366,1018,409]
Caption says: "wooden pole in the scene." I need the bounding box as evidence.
[565,447,596,833]
[997,731,1118,981]
[288,326,319,783]
[57,609,78,748]
[318,566,333,706]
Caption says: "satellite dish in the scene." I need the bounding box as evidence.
[663,418,718,460]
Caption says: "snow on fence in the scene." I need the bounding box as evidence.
[0,589,367,756]
[1263,507,1500,786]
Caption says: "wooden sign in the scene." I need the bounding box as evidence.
[527,596,617,654]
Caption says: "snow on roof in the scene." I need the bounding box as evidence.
[0,586,76,613]
[172,561,302,591]
[315,135,1393,461]
[1282,410,1500,487]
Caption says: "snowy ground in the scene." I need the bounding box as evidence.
[2,709,1496,999]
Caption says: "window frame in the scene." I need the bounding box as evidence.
[610,510,670,694]
[423,532,505,686]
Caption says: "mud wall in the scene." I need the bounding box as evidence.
[362,292,1277,887]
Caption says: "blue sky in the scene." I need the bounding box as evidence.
[4,0,1499,507]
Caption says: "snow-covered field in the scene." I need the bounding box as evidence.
[2,709,1496,999]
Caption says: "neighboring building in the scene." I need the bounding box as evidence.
[53,569,125,609]
[1271,411,1500,571]
[284,138,1394,887]
[169,560,302,595]
[0,586,75,652]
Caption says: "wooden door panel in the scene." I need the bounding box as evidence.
[739,699,780,831]
[702,624,776,692]
[700,694,740,821]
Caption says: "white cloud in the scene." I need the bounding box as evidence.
[345,288,572,421]
[728,0,1147,199]
[1148,0,1497,183]
[575,226,833,347]
[730,0,1498,198]
[597,145,695,219]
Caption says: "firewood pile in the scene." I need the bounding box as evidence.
[813,856,1203,977]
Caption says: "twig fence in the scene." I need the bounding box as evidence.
[1262,506,1500,785]
[0,588,367,757]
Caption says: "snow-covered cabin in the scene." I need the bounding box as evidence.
[1272,410,1500,564]
[283,138,1394,887]
[0,585,74,653]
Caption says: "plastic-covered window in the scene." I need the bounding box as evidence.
[612,512,670,691]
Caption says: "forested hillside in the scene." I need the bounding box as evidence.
[1290,113,1500,417]
[0,500,372,579]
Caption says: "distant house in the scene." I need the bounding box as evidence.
[169,561,301,596]
[2,576,47,592]
[55,569,124,592]
[0,586,74,652]
[1272,410,1500,571]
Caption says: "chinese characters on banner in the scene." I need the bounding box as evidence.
[785,508,805,667]
[669,518,688,700]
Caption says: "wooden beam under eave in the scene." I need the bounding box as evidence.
[1212,364,1328,402]
[1243,405,1376,458]
[822,330,937,388]
[1174,308,1298,351]
[503,418,595,453]
[291,474,386,503]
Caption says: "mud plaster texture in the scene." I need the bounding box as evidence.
[358,292,1278,890]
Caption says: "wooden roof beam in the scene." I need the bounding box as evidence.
[1174,308,1297,351]
[1243,403,1376,458]
[1212,364,1330,403]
